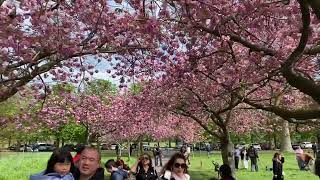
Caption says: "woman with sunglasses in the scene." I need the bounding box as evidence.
[130,153,158,180]
[160,153,190,180]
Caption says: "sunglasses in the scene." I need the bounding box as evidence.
[141,156,149,160]
[174,163,187,169]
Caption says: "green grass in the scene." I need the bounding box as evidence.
[188,151,318,180]
[0,151,318,180]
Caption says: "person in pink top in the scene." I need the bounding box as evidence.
[295,147,304,170]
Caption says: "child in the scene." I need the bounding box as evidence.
[30,148,75,180]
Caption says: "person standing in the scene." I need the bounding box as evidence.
[313,157,320,177]
[240,148,248,169]
[153,145,162,167]
[115,144,119,158]
[129,144,133,157]
[234,147,241,170]
[272,152,284,180]
[312,143,317,158]
[247,145,259,172]
[186,145,191,165]
[131,153,158,180]
[295,146,304,170]
[206,144,211,158]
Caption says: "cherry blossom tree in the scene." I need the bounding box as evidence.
[118,0,320,122]
[0,0,158,102]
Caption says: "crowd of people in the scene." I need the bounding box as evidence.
[233,145,259,172]
[29,143,320,180]
[29,144,191,180]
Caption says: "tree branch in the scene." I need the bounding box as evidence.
[192,24,276,56]
[172,108,221,138]
[243,98,320,120]
[281,0,320,104]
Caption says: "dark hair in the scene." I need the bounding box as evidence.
[45,148,75,174]
[138,153,153,169]
[161,153,188,174]
[105,159,117,169]
[116,159,130,170]
[219,164,233,179]
[75,144,85,154]
[273,152,280,159]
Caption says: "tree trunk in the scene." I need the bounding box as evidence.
[139,140,143,156]
[268,134,274,150]
[169,140,172,148]
[61,138,65,147]
[127,141,131,161]
[220,133,235,179]
[273,133,277,150]
[85,127,90,144]
[8,136,11,147]
[16,140,21,151]
[55,137,60,148]
[280,120,293,152]
[96,138,100,151]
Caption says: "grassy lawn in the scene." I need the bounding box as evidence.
[188,151,318,180]
[0,151,318,180]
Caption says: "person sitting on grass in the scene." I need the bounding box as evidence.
[29,148,75,180]
[301,152,315,171]
[105,159,128,180]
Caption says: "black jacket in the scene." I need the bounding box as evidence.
[135,166,158,180]
[74,167,104,180]
[272,159,283,179]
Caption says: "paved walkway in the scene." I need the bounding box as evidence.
[153,157,170,173]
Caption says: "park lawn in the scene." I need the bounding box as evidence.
[188,151,318,180]
[0,151,318,180]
